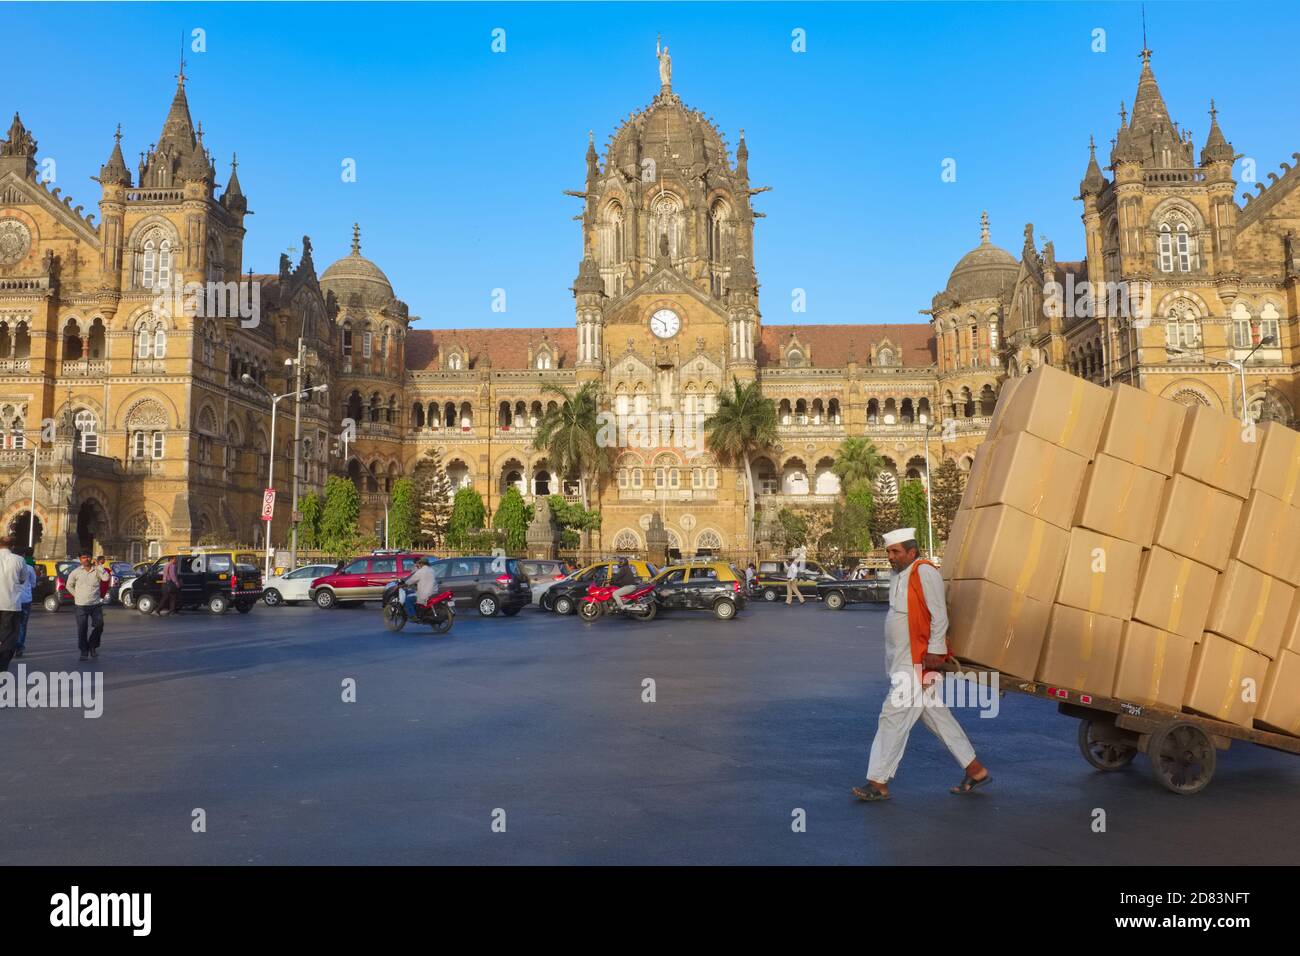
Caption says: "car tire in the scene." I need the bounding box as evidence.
[553,595,573,616]
[263,588,283,608]
[136,594,156,615]
[713,598,737,620]
[477,595,499,617]
[235,602,253,614]
[208,594,229,615]
[120,589,136,609]
[314,589,336,610]
[824,590,845,611]
[42,594,61,613]
[762,587,779,602]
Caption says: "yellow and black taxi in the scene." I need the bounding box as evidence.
[539,558,659,615]
[132,549,263,615]
[750,559,836,602]
[649,561,746,620]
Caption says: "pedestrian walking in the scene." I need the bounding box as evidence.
[0,536,28,672]
[15,548,35,658]
[744,562,756,594]
[66,552,110,661]
[95,555,111,602]
[158,555,181,615]
[783,556,806,605]
[852,528,990,802]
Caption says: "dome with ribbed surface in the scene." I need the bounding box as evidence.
[945,212,1018,302]
[320,224,394,307]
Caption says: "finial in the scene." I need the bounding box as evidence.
[114,123,122,144]
[176,31,187,87]
[1139,4,1151,63]
[1209,98,1218,123]
[1089,134,1096,155]
[195,120,204,142]
[351,222,361,255]
[1119,100,1128,126]
[979,210,990,243]
[588,130,593,145]
[230,152,238,170]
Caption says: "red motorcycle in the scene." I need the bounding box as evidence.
[578,582,658,622]
[382,584,456,634]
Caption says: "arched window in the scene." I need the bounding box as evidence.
[1158,224,1173,273]
[876,348,894,366]
[447,353,462,371]
[1175,224,1191,272]
[74,409,98,454]
[1164,307,1201,349]
[536,352,552,370]
[786,349,804,368]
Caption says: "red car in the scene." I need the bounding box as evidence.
[309,552,433,609]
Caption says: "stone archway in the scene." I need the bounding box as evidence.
[75,499,108,556]
[7,510,42,552]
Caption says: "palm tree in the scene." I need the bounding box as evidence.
[533,380,609,508]
[831,436,885,494]
[704,377,777,546]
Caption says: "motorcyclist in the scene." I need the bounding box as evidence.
[610,557,639,610]
[402,557,439,618]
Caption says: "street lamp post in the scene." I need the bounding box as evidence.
[243,373,327,579]
[27,440,38,551]
[1166,335,1275,425]
[921,415,936,560]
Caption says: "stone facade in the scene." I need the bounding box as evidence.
[0,48,1293,559]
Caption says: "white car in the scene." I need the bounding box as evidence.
[262,564,339,607]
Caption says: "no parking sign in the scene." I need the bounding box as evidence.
[261,488,276,521]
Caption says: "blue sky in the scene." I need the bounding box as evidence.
[8,2,1300,330]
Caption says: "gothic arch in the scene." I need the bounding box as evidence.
[1159,380,1220,410]
[695,528,724,551]
[1147,197,1206,232]
[118,393,175,430]
[612,527,642,551]
[1154,288,1210,318]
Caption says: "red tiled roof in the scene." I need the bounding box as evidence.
[405,328,576,370]
[759,324,935,368]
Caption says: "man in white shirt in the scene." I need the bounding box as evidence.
[853,528,990,802]
[0,536,30,672]
[15,548,35,657]
[402,558,439,618]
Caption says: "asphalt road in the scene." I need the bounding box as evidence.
[3,596,1298,865]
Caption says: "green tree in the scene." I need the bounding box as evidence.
[870,498,900,548]
[704,378,777,546]
[412,448,454,547]
[548,494,601,550]
[319,476,361,555]
[777,508,809,548]
[828,483,875,553]
[831,437,886,494]
[534,381,609,508]
[492,486,531,552]
[297,491,322,549]
[929,458,965,545]
[447,486,487,549]
[897,479,933,553]
[387,478,420,550]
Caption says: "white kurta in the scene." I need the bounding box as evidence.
[865,561,976,783]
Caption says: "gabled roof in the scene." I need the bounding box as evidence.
[406,328,577,371]
[758,324,935,368]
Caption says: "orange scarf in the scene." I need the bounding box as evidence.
[906,559,949,674]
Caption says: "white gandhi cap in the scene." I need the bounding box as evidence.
[882,527,917,547]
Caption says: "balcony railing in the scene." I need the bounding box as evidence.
[0,358,30,374]
[61,359,108,377]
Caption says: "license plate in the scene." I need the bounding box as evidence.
[243,583,257,589]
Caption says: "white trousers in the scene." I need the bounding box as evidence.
[866,612,976,783]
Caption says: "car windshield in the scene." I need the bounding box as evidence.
[235,553,259,571]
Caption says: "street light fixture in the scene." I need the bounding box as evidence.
[1166,335,1276,425]
[919,412,937,561]
[242,373,328,578]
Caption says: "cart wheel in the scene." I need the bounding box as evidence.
[1077,719,1137,771]
[1147,721,1216,795]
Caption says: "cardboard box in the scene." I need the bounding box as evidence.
[941,507,972,582]
[990,364,1111,461]
[970,431,1089,529]
[986,374,1023,441]
[1183,632,1268,727]
[1132,547,1219,643]
[1054,527,1142,620]
[1204,560,1295,659]
[1174,404,1260,499]
[1098,383,1186,476]
[958,439,997,512]
[1152,474,1244,570]
[1284,588,1300,656]
[947,578,1051,679]
[1230,490,1300,587]
[1255,650,1300,736]
[1036,604,1122,694]
[1112,621,1195,710]
[1252,421,1300,508]
[1074,454,1166,546]
[951,504,1070,604]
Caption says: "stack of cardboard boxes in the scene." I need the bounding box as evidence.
[942,364,1300,736]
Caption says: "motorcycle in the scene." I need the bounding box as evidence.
[383,584,456,634]
[577,582,657,623]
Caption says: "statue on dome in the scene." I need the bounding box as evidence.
[656,36,672,88]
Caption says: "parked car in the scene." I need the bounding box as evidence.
[648,561,745,620]
[133,550,263,615]
[38,559,79,613]
[423,555,531,617]
[262,563,340,607]
[751,559,836,602]
[817,569,891,609]
[539,559,659,615]
[309,553,431,609]
[107,560,137,605]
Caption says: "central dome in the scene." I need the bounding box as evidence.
[945,213,1018,302]
[320,224,395,308]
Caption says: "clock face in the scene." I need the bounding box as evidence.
[649,308,681,339]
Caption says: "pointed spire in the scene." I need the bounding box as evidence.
[1119,100,1128,128]
[1129,47,1172,133]
[979,210,990,243]
[736,127,749,178]
[98,123,132,186]
[572,254,604,295]
[1080,135,1106,195]
[351,222,361,255]
[1201,98,1234,165]
[221,152,246,214]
